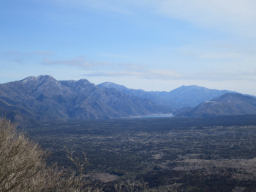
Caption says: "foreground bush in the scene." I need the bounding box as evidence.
[0,119,97,192]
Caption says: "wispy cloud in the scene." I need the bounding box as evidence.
[84,69,181,80]
[186,70,256,81]
[198,52,241,60]
[145,0,256,35]
[1,50,54,58]
[0,50,54,64]
[84,67,256,82]
[41,56,137,70]
[150,0,256,29]
[53,0,256,35]
[42,57,92,67]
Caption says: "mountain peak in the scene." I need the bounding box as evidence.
[21,76,38,82]
[174,85,210,91]
[77,79,91,85]
[37,75,56,81]
[98,82,128,90]
[21,75,56,83]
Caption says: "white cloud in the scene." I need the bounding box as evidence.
[0,50,54,64]
[54,0,256,35]
[198,52,241,60]
[151,0,256,26]
[84,68,256,82]
[187,70,256,81]
[41,56,141,71]
[42,57,92,67]
[84,69,181,80]
[144,0,256,35]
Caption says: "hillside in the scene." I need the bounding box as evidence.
[179,93,256,117]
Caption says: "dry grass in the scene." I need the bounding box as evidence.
[0,119,101,192]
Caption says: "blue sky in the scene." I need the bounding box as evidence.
[1,0,256,94]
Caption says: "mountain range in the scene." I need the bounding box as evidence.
[0,75,165,122]
[0,75,255,123]
[98,82,229,109]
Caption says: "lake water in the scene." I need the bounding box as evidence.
[126,113,174,119]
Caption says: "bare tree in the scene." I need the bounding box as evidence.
[0,119,99,192]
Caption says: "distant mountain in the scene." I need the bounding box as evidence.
[0,75,236,122]
[98,82,128,91]
[178,93,256,117]
[166,85,230,109]
[0,75,169,122]
[99,83,230,110]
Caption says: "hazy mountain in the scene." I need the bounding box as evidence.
[178,93,256,117]
[0,75,169,122]
[0,75,237,122]
[167,85,230,109]
[99,83,230,109]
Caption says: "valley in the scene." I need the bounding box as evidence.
[26,116,256,192]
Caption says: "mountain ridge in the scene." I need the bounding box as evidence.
[98,82,231,109]
[0,75,241,122]
[0,75,169,122]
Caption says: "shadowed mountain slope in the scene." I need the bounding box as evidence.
[178,93,256,117]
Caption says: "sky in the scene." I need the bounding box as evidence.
[1,0,256,94]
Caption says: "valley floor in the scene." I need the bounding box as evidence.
[26,116,256,192]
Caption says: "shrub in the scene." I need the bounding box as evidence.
[0,119,94,192]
